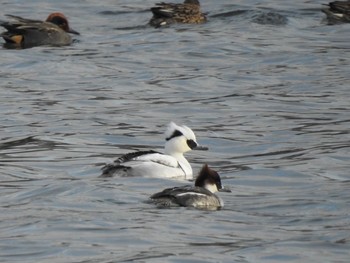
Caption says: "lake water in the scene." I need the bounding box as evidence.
[0,0,349,262]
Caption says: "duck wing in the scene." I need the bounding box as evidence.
[101,150,180,177]
[151,3,180,18]
[329,1,350,14]
[151,186,213,207]
[151,2,202,19]
[5,14,43,24]
[1,14,60,35]
[115,150,178,167]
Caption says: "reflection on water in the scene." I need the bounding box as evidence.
[0,0,349,262]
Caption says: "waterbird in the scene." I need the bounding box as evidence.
[322,1,350,24]
[101,122,208,180]
[0,12,79,48]
[149,0,207,27]
[150,164,229,209]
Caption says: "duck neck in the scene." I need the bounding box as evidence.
[177,154,193,179]
[165,150,193,180]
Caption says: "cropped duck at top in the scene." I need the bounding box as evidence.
[150,164,230,209]
[100,122,208,180]
[322,1,350,24]
[0,12,79,48]
[149,0,207,27]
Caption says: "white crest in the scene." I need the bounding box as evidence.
[164,122,196,141]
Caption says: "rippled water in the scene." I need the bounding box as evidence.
[1,0,349,262]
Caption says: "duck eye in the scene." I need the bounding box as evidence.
[186,139,197,149]
[49,16,69,31]
[166,130,183,141]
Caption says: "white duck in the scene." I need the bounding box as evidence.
[101,122,206,180]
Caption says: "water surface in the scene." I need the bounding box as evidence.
[0,0,349,262]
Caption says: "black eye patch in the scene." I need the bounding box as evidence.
[166,130,183,141]
[186,139,197,150]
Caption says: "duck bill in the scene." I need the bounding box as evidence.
[193,145,209,151]
[219,187,231,193]
[68,28,80,35]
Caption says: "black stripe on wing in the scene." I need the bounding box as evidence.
[115,150,160,163]
[151,186,212,202]
[100,150,161,177]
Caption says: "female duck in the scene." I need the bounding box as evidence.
[150,164,227,209]
[322,1,350,24]
[149,0,207,27]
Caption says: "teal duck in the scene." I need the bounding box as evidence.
[1,12,79,48]
[149,0,207,27]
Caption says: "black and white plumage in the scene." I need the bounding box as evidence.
[150,164,226,209]
[101,122,206,180]
[322,1,350,24]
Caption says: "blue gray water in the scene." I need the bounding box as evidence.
[1,0,349,262]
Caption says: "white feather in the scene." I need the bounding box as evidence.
[134,153,178,168]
